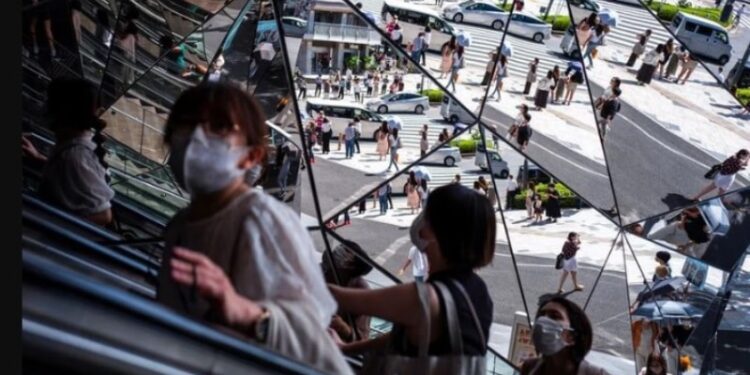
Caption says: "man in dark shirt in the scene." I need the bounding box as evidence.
[598,87,621,139]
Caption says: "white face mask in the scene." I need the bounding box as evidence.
[532,316,572,356]
[168,126,249,195]
[409,212,430,252]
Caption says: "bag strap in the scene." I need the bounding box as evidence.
[450,280,487,352]
[413,280,433,358]
[432,281,464,354]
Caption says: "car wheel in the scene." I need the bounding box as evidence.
[718,55,729,65]
[415,105,424,114]
[377,105,388,114]
[492,20,504,30]
[449,114,459,124]
[533,33,544,43]
[499,169,509,179]
[453,13,463,23]
[444,156,456,167]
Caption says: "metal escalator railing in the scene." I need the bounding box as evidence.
[22,250,325,375]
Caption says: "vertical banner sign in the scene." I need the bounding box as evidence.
[509,311,537,367]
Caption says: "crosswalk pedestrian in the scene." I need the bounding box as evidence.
[598,0,671,52]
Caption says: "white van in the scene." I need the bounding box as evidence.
[382,0,457,52]
[668,12,732,65]
[559,24,581,58]
[440,95,476,124]
[304,99,386,140]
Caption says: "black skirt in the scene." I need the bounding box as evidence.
[637,64,656,84]
[534,89,549,108]
[546,198,561,218]
[626,53,638,67]
[517,126,531,145]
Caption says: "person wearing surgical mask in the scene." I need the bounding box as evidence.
[156,83,350,374]
[330,183,495,359]
[522,297,609,375]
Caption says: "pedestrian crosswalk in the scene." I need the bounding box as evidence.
[598,0,673,53]
[447,22,576,82]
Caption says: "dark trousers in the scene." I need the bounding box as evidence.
[298,87,306,99]
[337,88,345,99]
[626,53,638,67]
[506,189,517,209]
[314,84,321,96]
[421,150,426,157]
[358,199,366,213]
[354,135,360,153]
[322,130,332,153]
[523,81,532,95]
[481,71,491,86]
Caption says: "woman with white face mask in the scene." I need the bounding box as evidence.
[156,83,349,374]
[522,297,609,375]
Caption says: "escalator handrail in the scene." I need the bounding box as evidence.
[22,209,159,276]
[22,251,326,375]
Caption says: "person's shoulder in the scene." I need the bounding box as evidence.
[520,357,540,373]
[579,360,611,375]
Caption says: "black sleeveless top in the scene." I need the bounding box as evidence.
[393,270,493,356]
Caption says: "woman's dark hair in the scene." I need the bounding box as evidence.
[500,54,507,66]
[547,70,554,79]
[523,113,532,122]
[46,78,108,171]
[424,25,431,32]
[567,232,578,240]
[736,149,749,158]
[456,45,464,57]
[164,82,267,161]
[586,12,598,26]
[656,250,671,263]
[639,34,647,45]
[530,62,537,74]
[321,240,373,285]
[656,44,664,53]
[645,353,667,375]
[424,184,495,270]
[408,171,418,186]
[611,77,621,88]
[520,104,529,114]
[536,297,592,367]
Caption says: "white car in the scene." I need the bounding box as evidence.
[474,149,510,178]
[366,92,430,114]
[508,12,552,42]
[423,144,462,167]
[281,17,307,38]
[568,0,601,23]
[442,0,509,30]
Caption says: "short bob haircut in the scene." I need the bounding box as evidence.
[424,184,495,270]
[46,78,98,131]
[536,296,593,366]
[164,82,267,161]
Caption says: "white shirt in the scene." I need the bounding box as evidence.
[423,31,432,46]
[354,83,361,93]
[158,189,337,329]
[408,246,428,277]
[390,29,401,41]
[322,121,332,132]
[507,180,518,191]
[40,131,115,216]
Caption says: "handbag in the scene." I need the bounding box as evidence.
[361,281,486,375]
[704,164,721,179]
[555,253,564,270]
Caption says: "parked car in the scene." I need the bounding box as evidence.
[508,12,552,42]
[474,148,510,178]
[442,0,509,30]
[423,144,463,167]
[726,58,750,88]
[305,99,385,140]
[383,0,457,52]
[440,95,476,124]
[517,163,552,184]
[560,24,581,58]
[366,92,430,114]
[281,16,307,38]
[567,0,600,23]
[668,12,732,65]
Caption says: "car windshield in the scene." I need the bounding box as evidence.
[460,0,476,7]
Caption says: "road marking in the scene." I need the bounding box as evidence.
[322,183,380,220]
[619,115,713,170]
[375,235,412,265]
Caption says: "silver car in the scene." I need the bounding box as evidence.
[568,0,600,23]
[366,92,430,114]
[508,12,552,43]
[442,0,509,30]
[281,17,307,38]
[423,144,462,167]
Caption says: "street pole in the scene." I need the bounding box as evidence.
[729,41,750,93]
[522,158,529,187]
[543,0,554,19]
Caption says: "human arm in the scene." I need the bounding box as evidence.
[22,135,47,162]
[398,259,412,276]
[338,332,392,355]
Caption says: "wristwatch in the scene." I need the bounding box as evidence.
[252,308,271,343]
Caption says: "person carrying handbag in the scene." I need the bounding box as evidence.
[330,184,495,374]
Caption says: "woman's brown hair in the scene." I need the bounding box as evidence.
[164,82,268,163]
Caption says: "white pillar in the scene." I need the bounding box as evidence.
[336,44,345,71]
[305,41,314,74]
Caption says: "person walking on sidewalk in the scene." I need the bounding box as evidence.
[489,55,509,101]
[296,75,307,99]
[545,185,561,223]
[439,36,457,79]
[314,74,322,96]
[481,51,498,86]
[524,182,536,219]
[321,117,333,154]
[664,45,682,81]
[406,173,421,214]
[675,51,698,85]
[598,87,621,139]
[419,131,429,157]
[377,183,389,215]
[557,232,584,294]
[524,58,539,95]
[516,112,532,152]
[376,122,389,161]
[534,70,555,110]
[582,24,605,69]
[554,67,567,104]
[636,44,662,85]
[550,66,561,104]
[387,128,401,172]
[353,77,362,103]
[445,46,465,92]
[353,117,362,154]
[323,78,331,98]
[410,32,426,67]
[690,149,749,202]
[421,26,431,66]
[506,175,518,210]
[658,38,674,79]
[344,122,356,159]
[563,65,584,105]
[626,31,650,67]
[398,246,429,282]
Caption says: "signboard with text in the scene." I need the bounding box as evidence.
[508,311,537,368]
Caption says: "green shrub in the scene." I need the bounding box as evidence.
[648,2,733,27]
[511,182,578,209]
[543,15,572,31]
[449,134,494,153]
[737,88,750,106]
[419,89,444,103]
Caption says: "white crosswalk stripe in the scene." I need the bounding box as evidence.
[448,22,575,79]
[598,1,673,52]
